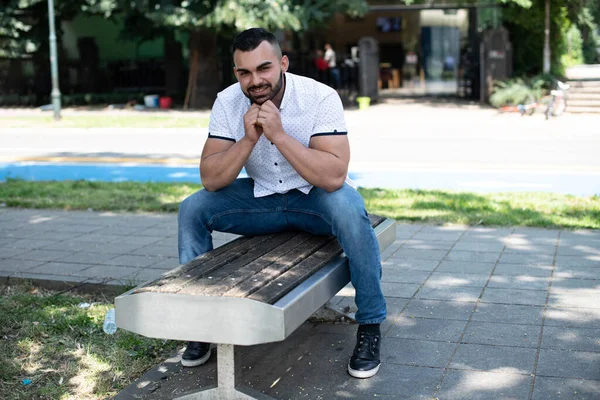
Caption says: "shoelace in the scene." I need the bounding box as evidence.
[356,332,379,356]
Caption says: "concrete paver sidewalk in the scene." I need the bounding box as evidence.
[1,208,599,399]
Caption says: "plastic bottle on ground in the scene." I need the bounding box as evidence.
[103,308,117,334]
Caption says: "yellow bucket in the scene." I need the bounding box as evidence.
[357,97,371,110]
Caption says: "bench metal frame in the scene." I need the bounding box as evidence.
[115,218,396,399]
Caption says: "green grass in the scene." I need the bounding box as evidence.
[0,115,209,128]
[1,179,599,229]
[0,284,177,400]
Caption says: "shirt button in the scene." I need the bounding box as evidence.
[279,180,283,183]
[274,162,278,166]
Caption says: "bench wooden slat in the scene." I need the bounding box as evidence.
[248,240,343,304]
[221,235,333,298]
[134,234,278,294]
[188,232,315,297]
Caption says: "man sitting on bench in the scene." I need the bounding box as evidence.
[177,28,386,379]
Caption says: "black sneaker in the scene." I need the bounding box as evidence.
[181,341,212,367]
[347,330,381,378]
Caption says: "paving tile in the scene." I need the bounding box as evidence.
[72,265,139,280]
[511,228,560,240]
[53,251,118,264]
[380,282,420,298]
[499,253,555,266]
[464,227,513,238]
[109,236,165,246]
[130,245,178,258]
[347,364,442,398]
[462,321,541,348]
[144,258,179,270]
[494,263,554,277]
[557,244,600,257]
[426,272,489,288]
[387,317,467,342]
[27,262,93,276]
[450,343,537,374]
[551,279,600,291]
[548,290,600,309]
[0,259,45,273]
[416,286,482,303]
[401,239,456,251]
[488,275,551,290]
[436,261,495,275]
[452,241,505,253]
[89,226,147,236]
[544,307,600,328]
[28,231,84,241]
[402,299,476,321]
[39,240,100,252]
[48,224,103,233]
[97,242,147,254]
[381,258,440,272]
[445,250,502,263]
[0,247,29,258]
[70,233,126,243]
[8,238,60,249]
[13,272,91,283]
[472,303,544,325]
[390,248,448,261]
[541,326,600,352]
[537,349,600,380]
[380,241,403,260]
[555,256,600,269]
[437,369,533,400]
[12,249,73,262]
[412,231,464,242]
[532,376,600,400]
[480,288,548,306]
[554,266,600,280]
[384,297,411,317]
[381,268,429,284]
[106,255,162,268]
[504,244,556,255]
[382,337,456,367]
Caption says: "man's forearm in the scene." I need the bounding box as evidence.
[200,137,256,191]
[274,135,348,192]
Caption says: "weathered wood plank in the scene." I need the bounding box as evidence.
[181,232,315,297]
[222,235,334,298]
[248,241,343,304]
[134,234,277,294]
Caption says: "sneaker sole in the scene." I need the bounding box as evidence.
[181,346,212,367]
[348,363,380,378]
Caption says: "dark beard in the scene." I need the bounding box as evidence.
[246,71,284,104]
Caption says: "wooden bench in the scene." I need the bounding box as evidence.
[115,214,396,400]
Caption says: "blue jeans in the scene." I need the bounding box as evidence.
[178,178,386,324]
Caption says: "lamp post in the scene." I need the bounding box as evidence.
[47,0,62,120]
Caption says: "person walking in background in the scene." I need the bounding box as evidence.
[324,43,341,88]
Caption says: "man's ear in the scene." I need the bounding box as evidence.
[233,67,240,81]
[281,55,289,73]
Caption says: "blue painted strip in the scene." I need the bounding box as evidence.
[1,162,598,196]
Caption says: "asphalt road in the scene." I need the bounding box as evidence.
[2,100,600,195]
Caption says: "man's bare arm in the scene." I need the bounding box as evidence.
[274,134,350,192]
[200,104,263,192]
[199,137,257,191]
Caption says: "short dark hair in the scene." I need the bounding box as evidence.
[232,28,282,59]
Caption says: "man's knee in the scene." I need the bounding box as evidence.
[321,186,368,225]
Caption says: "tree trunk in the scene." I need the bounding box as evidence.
[164,30,184,97]
[185,29,220,109]
[543,0,551,73]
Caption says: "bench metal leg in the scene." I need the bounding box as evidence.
[175,344,274,400]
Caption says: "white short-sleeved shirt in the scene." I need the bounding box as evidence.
[208,72,352,198]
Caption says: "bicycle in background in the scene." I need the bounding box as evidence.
[545,80,570,120]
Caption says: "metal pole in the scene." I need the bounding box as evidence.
[47,0,61,120]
